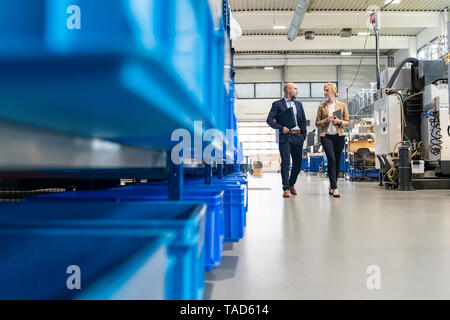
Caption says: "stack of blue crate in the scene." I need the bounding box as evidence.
[0,0,245,300]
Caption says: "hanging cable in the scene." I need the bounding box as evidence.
[413,141,424,160]
[347,27,371,92]
[389,92,406,141]
[402,91,424,103]
[386,167,398,185]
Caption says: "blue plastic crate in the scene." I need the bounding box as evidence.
[0,228,174,300]
[301,158,308,171]
[178,184,246,243]
[322,155,328,173]
[0,201,206,300]
[309,156,323,172]
[137,179,246,241]
[212,175,248,227]
[182,178,247,240]
[125,182,246,242]
[184,176,247,216]
[340,153,347,172]
[30,189,225,272]
[225,172,247,178]
[0,0,224,150]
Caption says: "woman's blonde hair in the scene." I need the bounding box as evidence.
[324,82,338,97]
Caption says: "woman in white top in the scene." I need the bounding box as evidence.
[315,83,349,198]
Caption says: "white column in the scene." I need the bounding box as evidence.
[408,37,417,58]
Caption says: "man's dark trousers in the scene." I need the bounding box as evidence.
[279,133,304,191]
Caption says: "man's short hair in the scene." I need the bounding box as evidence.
[284,83,294,94]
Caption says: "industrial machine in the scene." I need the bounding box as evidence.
[374,58,450,189]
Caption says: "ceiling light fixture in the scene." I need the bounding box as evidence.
[264,66,274,70]
[340,28,352,38]
[273,25,286,30]
[340,51,353,56]
[305,31,315,40]
[357,32,371,36]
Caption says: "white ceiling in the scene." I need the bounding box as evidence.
[230,0,449,55]
[230,0,450,12]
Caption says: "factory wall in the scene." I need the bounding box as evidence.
[235,63,385,132]
[235,99,319,133]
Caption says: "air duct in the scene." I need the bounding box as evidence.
[287,0,311,41]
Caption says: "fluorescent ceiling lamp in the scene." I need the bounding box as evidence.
[273,25,286,30]
[358,32,371,36]
[340,51,353,56]
[264,67,274,70]
[385,0,400,4]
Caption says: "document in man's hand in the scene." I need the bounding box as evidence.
[333,108,342,120]
[278,107,297,129]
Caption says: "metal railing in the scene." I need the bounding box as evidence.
[349,82,377,118]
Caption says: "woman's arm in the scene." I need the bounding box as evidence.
[315,104,327,127]
[338,102,350,128]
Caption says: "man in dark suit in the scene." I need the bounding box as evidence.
[266,83,307,198]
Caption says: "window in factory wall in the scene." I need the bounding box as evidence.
[235,81,336,101]
[235,83,255,99]
[237,121,280,172]
[311,82,337,98]
[430,38,439,60]
[295,83,311,98]
[255,83,282,99]
[438,36,448,59]
[417,37,448,61]
[417,45,428,60]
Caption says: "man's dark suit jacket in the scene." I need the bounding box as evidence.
[266,98,307,143]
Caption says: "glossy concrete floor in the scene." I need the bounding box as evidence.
[205,173,450,300]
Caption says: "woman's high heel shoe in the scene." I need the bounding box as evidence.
[332,190,341,198]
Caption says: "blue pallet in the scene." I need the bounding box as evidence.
[126,182,246,242]
[0,0,226,150]
[0,201,206,300]
[30,189,225,272]
[0,228,174,300]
